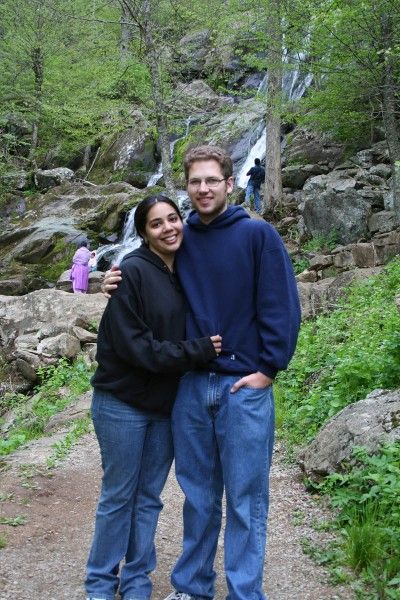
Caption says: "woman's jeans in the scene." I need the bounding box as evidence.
[171,372,274,600]
[85,389,174,600]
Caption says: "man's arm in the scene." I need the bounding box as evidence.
[231,227,301,393]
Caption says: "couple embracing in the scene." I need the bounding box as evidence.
[85,145,301,600]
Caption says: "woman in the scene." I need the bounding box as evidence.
[70,240,91,293]
[85,195,221,600]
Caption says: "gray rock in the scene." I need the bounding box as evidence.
[37,333,81,358]
[298,267,383,319]
[308,254,334,270]
[71,326,97,343]
[284,128,345,167]
[281,166,310,189]
[44,390,92,432]
[369,163,392,179]
[296,270,318,283]
[368,210,395,234]
[0,289,107,343]
[34,168,75,190]
[299,389,400,479]
[303,189,372,244]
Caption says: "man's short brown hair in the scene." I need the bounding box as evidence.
[183,145,233,181]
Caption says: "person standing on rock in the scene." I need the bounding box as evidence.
[245,157,265,213]
[85,194,221,600]
[70,240,91,293]
[103,146,301,600]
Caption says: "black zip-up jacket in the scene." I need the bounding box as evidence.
[92,245,216,415]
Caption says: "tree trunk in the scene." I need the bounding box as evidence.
[29,45,44,162]
[264,0,283,213]
[120,2,133,65]
[380,14,400,224]
[120,0,176,199]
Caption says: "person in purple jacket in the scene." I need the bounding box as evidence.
[70,240,91,293]
[103,146,301,600]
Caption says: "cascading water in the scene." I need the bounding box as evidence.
[236,63,313,189]
[94,207,141,268]
[147,116,193,188]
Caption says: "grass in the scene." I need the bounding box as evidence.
[275,257,400,598]
[0,515,26,526]
[0,356,93,457]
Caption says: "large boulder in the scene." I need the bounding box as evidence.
[95,111,157,184]
[0,289,107,341]
[284,128,345,168]
[299,389,400,479]
[0,289,107,393]
[302,188,372,244]
[34,168,75,190]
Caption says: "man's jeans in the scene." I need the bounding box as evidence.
[171,372,275,600]
[85,389,173,600]
[245,183,262,213]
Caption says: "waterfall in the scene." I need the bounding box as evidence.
[147,116,193,188]
[236,61,313,189]
[94,206,141,268]
[236,129,267,189]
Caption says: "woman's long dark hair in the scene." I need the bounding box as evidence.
[133,194,183,240]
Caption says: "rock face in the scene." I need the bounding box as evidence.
[299,389,400,480]
[94,110,157,185]
[299,141,393,245]
[34,168,75,190]
[297,267,383,319]
[0,181,140,295]
[0,289,107,393]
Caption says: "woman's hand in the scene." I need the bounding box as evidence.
[101,266,122,298]
[210,335,222,355]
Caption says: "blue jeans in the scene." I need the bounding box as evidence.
[85,389,174,600]
[245,183,262,213]
[171,372,275,600]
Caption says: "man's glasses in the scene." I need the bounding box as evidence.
[187,177,226,189]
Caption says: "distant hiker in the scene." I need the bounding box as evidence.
[88,251,97,272]
[245,157,265,213]
[70,240,91,293]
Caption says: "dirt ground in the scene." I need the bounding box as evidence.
[0,431,353,600]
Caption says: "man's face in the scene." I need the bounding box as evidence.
[186,159,234,224]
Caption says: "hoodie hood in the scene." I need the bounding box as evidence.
[186,205,250,231]
[121,244,170,274]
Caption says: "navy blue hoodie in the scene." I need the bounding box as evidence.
[176,206,301,379]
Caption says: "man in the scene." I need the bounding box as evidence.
[245,157,265,213]
[103,145,301,600]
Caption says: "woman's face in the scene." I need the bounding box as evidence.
[144,202,183,261]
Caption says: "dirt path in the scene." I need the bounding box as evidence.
[0,431,352,600]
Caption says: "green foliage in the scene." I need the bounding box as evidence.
[292,256,310,275]
[0,356,92,456]
[0,515,26,527]
[0,0,152,164]
[276,257,400,597]
[46,417,91,468]
[302,231,339,253]
[276,258,400,445]
[313,443,400,596]
[286,0,400,146]
[0,534,6,549]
